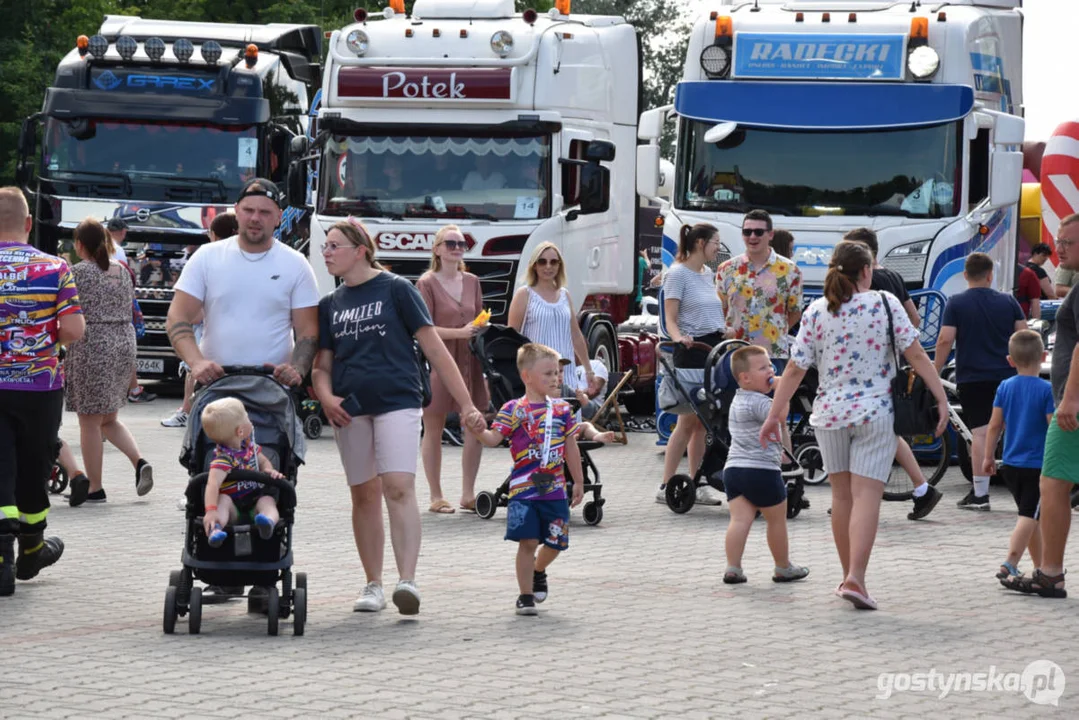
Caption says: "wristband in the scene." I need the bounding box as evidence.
[205,505,218,511]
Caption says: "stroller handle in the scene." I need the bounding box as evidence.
[220,365,277,376]
[657,340,716,353]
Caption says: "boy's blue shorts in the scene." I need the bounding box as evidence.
[505,499,570,551]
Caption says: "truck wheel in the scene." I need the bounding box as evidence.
[587,323,617,374]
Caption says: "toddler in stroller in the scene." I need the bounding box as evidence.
[656,339,810,518]
[469,326,610,526]
[163,368,307,637]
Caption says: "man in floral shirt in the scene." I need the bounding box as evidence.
[718,210,803,368]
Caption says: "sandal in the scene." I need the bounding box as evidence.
[458,500,477,513]
[1002,569,1067,598]
[723,567,747,585]
[428,499,456,514]
[773,565,810,583]
[839,581,877,610]
[996,561,1020,580]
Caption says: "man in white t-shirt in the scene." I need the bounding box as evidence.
[166,178,320,389]
[106,217,129,266]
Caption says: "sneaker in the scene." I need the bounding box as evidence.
[533,570,548,603]
[135,460,154,496]
[68,473,90,508]
[353,582,386,612]
[160,409,188,428]
[908,485,943,520]
[655,483,667,503]
[696,484,724,506]
[15,535,64,581]
[176,495,188,511]
[254,514,275,540]
[392,580,421,615]
[127,387,157,403]
[516,594,538,616]
[85,489,107,503]
[0,535,14,597]
[956,490,990,511]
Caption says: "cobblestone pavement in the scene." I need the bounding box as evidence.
[3,388,1077,718]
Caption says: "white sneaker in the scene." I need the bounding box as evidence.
[655,483,667,503]
[353,582,386,612]
[161,409,188,428]
[392,580,421,615]
[696,484,724,506]
[176,495,188,511]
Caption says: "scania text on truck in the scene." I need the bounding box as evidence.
[289,0,642,371]
[16,16,322,380]
[637,0,1026,297]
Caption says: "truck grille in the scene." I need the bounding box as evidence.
[381,258,518,324]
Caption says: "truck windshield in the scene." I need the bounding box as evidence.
[42,118,259,195]
[676,120,962,218]
[319,132,551,221]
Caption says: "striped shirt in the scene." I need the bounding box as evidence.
[724,389,782,470]
[664,263,725,339]
[520,286,579,389]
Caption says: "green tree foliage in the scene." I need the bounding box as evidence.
[0,0,691,183]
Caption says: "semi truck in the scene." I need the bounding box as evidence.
[637,0,1026,297]
[289,0,643,372]
[16,16,322,380]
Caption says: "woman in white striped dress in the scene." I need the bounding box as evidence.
[508,242,597,395]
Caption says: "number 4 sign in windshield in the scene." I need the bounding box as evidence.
[238,138,257,169]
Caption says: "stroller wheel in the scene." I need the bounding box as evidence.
[266,587,280,636]
[47,464,69,495]
[168,570,182,588]
[795,443,828,486]
[163,585,179,635]
[303,414,323,440]
[296,571,308,592]
[582,501,603,526]
[786,485,804,520]
[475,491,498,520]
[293,587,307,637]
[188,587,203,635]
[665,474,696,514]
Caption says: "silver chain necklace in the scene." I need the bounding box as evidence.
[238,240,274,263]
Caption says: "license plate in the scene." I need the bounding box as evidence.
[137,358,164,374]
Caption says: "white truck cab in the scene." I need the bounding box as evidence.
[292,0,641,365]
[638,0,1025,297]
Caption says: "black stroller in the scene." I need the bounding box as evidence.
[469,325,607,526]
[164,367,307,636]
[656,340,810,518]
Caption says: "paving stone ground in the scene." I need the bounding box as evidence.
[3,386,1077,718]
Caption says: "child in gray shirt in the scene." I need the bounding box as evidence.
[721,346,809,585]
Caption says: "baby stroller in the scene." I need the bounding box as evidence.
[164,367,307,636]
[656,340,810,518]
[295,382,328,440]
[46,438,68,495]
[469,325,607,526]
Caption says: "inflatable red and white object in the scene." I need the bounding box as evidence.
[1040,121,1079,267]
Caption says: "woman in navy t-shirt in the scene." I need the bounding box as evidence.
[312,219,485,617]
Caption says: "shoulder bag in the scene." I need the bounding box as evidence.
[881,292,937,435]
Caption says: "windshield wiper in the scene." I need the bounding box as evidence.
[846,205,917,218]
[47,169,132,195]
[403,207,498,222]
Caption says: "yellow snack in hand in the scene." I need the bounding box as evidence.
[472,309,491,326]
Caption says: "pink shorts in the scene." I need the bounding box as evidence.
[332,407,422,485]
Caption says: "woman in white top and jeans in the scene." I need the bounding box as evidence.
[761,241,948,610]
[508,241,597,394]
[660,223,727,505]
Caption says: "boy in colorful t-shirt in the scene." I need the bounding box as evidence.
[200,398,283,548]
[472,343,584,616]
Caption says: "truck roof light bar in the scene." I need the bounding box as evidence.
[145,37,166,62]
[201,40,223,64]
[76,35,89,56]
[116,35,138,60]
[173,38,194,62]
[910,17,929,40]
[87,34,109,59]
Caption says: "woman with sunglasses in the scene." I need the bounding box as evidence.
[658,223,727,506]
[415,225,490,514]
[312,219,486,615]
[508,242,597,394]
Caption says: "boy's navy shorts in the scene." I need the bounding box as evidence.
[1001,465,1041,519]
[505,499,570,551]
[722,467,787,508]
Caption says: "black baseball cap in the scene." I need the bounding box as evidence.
[236,178,284,208]
[107,217,128,231]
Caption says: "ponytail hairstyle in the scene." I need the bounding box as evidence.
[676,223,718,262]
[823,240,872,314]
[330,217,385,270]
[75,218,111,272]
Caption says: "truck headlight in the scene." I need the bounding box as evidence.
[491,30,513,57]
[882,240,931,283]
[700,45,730,79]
[346,29,369,56]
[907,46,939,79]
[116,35,137,61]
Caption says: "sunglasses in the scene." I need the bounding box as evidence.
[536,257,561,267]
[441,240,467,250]
[322,241,357,253]
[742,228,768,237]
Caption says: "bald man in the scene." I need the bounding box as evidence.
[0,187,86,596]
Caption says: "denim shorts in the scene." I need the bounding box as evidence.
[504,499,570,551]
[722,466,787,508]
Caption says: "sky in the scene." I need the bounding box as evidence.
[682,0,1078,142]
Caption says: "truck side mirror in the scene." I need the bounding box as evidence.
[287,162,309,209]
[636,145,660,199]
[583,139,615,163]
[986,113,1025,211]
[579,164,610,215]
[15,116,40,187]
[638,107,667,142]
[289,135,310,159]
